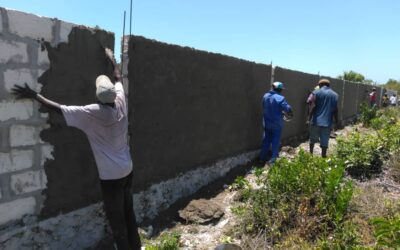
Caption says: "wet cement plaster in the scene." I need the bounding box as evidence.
[38,27,114,218]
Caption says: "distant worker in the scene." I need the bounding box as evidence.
[382,93,389,107]
[307,79,339,158]
[369,88,377,107]
[259,82,293,164]
[390,94,397,107]
[12,49,141,250]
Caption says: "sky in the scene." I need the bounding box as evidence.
[1,0,399,83]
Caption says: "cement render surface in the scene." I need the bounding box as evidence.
[128,36,270,191]
[274,67,320,138]
[38,27,115,218]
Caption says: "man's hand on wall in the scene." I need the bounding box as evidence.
[11,83,38,99]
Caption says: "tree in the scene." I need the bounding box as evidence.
[337,70,366,83]
[382,79,400,92]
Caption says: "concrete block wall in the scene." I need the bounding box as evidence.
[0,8,75,227]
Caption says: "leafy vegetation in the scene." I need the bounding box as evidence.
[359,102,378,127]
[231,106,400,248]
[338,70,366,83]
[144,232,181,250]
[371,216,400,248]
[233,151,353,243]
[382,78,400,92]
[336,131,383,178]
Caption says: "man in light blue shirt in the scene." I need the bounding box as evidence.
[259,82,293,164]
[307,79,339,158]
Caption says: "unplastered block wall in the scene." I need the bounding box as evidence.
[0,7,78,227]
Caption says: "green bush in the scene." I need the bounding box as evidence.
[145,232,181,250]
[317,220,363,250]
[233,151,353,242]
[359,103,377,127]
[336,132,383,178]
[371,216,400,248]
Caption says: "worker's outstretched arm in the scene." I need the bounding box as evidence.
[11,83,62,115]
[104,48,121,83]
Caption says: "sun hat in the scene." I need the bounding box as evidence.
[95,75,116,104]
[318,79,330,85]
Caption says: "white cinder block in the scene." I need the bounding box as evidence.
[0,150,34,174]
[41,169,48,187]
[9,125,40,147]
[0,100,34,121]
[38,47,50,66]
[4,69,36,93]
[7,10,54,41]
[0,197,36,225]
[0,11,3,33]
[60,21,75,43]
[11,170,45,195]
[0,39,28,64]
[40,112,49,119]
[41,144,54,165]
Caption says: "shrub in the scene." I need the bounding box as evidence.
[371,216,400,248]
[359,103,377,127]
[336,132,383,178]
[145,232,181,250]
[233,151,353,242]
[316,220,362,249]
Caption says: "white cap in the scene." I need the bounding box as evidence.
[95,75,116,104]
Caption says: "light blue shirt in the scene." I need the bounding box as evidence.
[312,86,338,127]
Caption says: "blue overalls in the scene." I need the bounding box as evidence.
[259,90,292,163]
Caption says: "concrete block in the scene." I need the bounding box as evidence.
[0,11,3,34]
[0,149,34,174]
[9,125,41,147]
[38,47,50,66]
[60,21,75,43]
[10,170,45,195]
[41,169,48,187]
[0,197,36,225]
[0,39,28,64]
[0,100,34,121]
[40,144,54,165]
[7,9,54,41]
[4,69,36,93]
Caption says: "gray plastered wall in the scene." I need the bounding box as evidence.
[273,67,319,139]
[128,36,271,191]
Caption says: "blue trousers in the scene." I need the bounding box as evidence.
[259,126,282,162]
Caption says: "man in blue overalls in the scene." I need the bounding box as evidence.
[259,82,293,164]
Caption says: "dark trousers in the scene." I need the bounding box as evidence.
[100,172,141,250]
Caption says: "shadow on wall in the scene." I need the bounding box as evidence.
[38,27,114,218]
